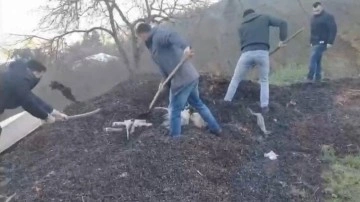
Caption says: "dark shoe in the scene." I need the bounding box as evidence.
[315,78,327,83]
[261,106,269,114]
[305,77,314,83]
[210,128,222,137]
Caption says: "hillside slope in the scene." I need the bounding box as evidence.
[172,0,360,78]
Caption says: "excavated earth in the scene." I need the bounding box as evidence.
[1,74,360,202]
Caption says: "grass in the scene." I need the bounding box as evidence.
[321,146,360,202]
[270,63,308,86]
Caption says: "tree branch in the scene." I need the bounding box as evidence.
[111,1,132,27]
[12,27,114,42]
[144,0,152,17]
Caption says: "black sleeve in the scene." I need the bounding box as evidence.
[33,94,53,114]
[268,15,288,41]
[21,92,52,120]
[326,14,337,44]
[13,81,52,120]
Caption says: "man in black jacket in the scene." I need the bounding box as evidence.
[307,2,337,82]
[0,59,68,134]
[224,9,287,113]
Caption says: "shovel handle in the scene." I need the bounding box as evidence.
[67,108,101,120]
[270,27,304,55]
[148,56,188,110]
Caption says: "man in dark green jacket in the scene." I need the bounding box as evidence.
[224,9,288,114]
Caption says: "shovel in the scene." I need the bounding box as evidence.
[137,56,188,119]
[66,108,102,120]
[270,27,304,55]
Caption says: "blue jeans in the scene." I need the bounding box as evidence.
[307,44,327,81]
[224,50,270,107]
[169,80,221,136]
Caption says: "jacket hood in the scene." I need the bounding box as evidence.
[242,13,261,24]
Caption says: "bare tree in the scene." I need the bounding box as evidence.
[296,0,310,20]
[15,0,211,74]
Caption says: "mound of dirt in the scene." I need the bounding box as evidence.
[1,74,360,201]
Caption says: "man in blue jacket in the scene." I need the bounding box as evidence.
[136,23,221,137]
[224,9,288,114]
[307,2,337,82]
[0,59,68,134]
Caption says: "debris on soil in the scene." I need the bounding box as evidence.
[49,81,78,103]
[248,108,272,135]
[264,151,279,160]
[1,74,360,201]
[111,119,153,140]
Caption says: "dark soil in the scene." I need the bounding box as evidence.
[1,74,360,202]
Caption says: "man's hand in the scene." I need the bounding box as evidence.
[278,41,287,48]
[45,115,56,124]
[183,46,194,59]
[158,80,169,92]
[51,109,68,121]
[158,81,164,91]
[326,44,332,49]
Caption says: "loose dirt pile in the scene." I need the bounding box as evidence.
[1,74,360,202]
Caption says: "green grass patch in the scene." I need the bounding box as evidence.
[321,146,360,202]
[270,63,308,86]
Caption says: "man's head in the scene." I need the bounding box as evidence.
[136,23,152,42]
[27,60,47,79]
[312,2,323,15]
[243,9,255,18]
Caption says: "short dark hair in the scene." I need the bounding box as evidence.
[313,2,321,8]
[27,60,47,72]
[243,9,255,17]
[135,23,152,34]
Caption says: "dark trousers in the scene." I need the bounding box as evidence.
[307,44,327,81]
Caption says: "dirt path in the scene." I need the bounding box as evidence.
[0,74,359,201]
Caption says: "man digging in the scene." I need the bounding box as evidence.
[224,9,288,114]
[136,23,222,137]
[0,59,68,135]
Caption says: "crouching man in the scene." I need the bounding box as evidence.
[136,23,222,137]
[0,59,68,134]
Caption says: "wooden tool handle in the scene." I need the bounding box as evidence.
[270,27,304,55]
[148,56,188,110]
[67,108,101,120]
[162,56,188,87]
